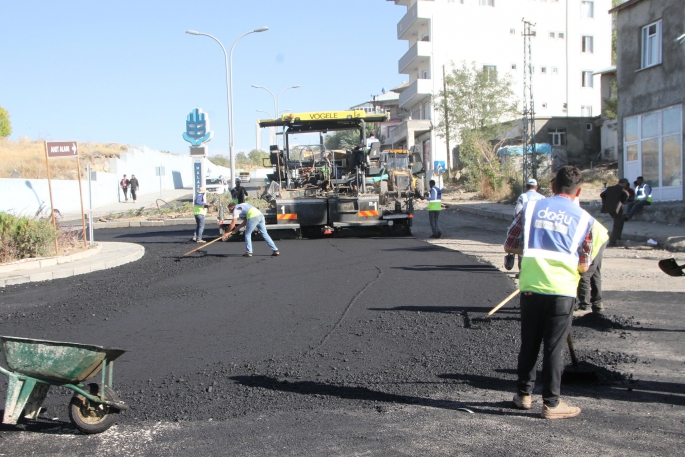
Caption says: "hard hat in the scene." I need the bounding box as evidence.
[526,178,538,187]
[198,187,207,193]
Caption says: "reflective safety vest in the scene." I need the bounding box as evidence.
[591,220,609,261]
[519,196,594,297]
[234,203,261,220]
[635,183,653,203]
[515,190,545,216]
[427,186,442,211]
[193,193,207,216]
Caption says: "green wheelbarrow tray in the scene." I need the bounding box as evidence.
[0,335,128,433]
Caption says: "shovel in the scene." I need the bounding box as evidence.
[179,232,233,258]
[562,333,598,383]
[471,289,519,325]
[658,258,685,277]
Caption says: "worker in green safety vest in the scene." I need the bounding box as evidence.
[421,179,442,239]
[192,187,210,243]
[624,176,652,221]
[576,215,610,314]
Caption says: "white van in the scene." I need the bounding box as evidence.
[205,177,228,194]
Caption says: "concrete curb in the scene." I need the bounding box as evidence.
[93,218,217,229]
[452,203,685,252]
[0,242,145,288]
[0,244,103,274]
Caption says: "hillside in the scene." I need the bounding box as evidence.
[0,138,129,180]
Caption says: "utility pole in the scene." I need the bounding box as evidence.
[522,19,537,184]
[442,65,451,180]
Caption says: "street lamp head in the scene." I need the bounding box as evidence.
[186,30,201,35]
[291,85,301,89]
[254,26,269,33]
[251,84,264,89]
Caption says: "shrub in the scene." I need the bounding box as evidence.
[0,212,59,261]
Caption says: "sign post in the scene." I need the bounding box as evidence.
[87,164,94,246]
[44,141,88,251]
[183,108,213,201]
[155,165,166,198]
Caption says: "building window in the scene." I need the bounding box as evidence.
[421,34,430,42]
[586,123,593,131]
[511,63,517,70]
[582,35,594,53]
[540,66,547,74]
[549,129,566,146]
[581,71,593,88]
[624,106,683,191]
[422,70,430,79]
[510,28,516,35]
[480,0,495,6]
[483,65,497,80]
[549,31,555,39]
[581,105,593,117]
[551,67,558,75]
[642,20,662,69]
[558,32,565,39]
[581,1,593,18]
[424,102,432,121]
[541,102,548,109]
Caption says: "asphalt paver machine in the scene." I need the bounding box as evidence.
[255,110,416,237]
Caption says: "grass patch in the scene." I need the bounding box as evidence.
[0,138,129,179]
[0,212,83,263]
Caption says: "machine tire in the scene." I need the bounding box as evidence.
[69,384,120,434]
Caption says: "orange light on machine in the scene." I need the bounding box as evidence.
[358,210,379,217]
[409,214,413,219]
[277,214,298,220]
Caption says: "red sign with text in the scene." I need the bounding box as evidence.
[46,141,78,158]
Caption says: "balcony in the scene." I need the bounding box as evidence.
[397,1,434,41]
[398,40,431,74]
[399,78,432,108]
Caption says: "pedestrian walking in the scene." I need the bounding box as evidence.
[624,176,652,220]
[231,178,248,204]
[600,178,629,246]
[504,165,597,419]
[120,175,130,202]
[192,187,209,243]
[222,201,279,257]
[129,174,140,203]
[576,219,609,314]
[422,179,442,238]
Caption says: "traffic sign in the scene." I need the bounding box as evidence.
[45,141,78,159]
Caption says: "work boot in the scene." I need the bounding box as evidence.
[272,251,280,256]
[504,254,515,271]
[243,252,252,257]
[196,240,206,244]
[541,400,581,419]
[512,393,532,410]
[591,302,604,314]
[437,231,442,238]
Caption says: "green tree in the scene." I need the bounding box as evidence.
[0,106,11,138]
[208,154,230,168]
[433,62,519,193]
[248,149,268,166]
[324,123,380,150]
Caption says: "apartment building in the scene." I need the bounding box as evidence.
[612,0,684,202]
[386,0,612,172]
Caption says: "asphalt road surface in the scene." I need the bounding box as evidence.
[0,220,683,456]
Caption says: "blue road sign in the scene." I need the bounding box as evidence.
[434,161,446,173]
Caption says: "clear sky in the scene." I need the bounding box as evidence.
[0,0,407,156]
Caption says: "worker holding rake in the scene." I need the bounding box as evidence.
[504,166,599,419]
[222,201,279,258]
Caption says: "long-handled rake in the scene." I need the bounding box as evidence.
[179,232,233,258]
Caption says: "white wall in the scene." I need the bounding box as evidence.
[0,146,202,216]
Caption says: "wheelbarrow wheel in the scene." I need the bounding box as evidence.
[69,383,120,434]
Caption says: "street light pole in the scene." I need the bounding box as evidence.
[186,27,268,186]
[251,84,300,149]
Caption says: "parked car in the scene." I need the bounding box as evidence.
[205,177,228,194]
[238,172,251,183]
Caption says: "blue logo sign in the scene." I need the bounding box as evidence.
[434,161,446,173]
[183,108,213,146]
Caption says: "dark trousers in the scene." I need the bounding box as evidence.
[121,187,128,201]
[577,242,606,308]
[609,212,624,245]
[130,188,137,202]
[429,211,441,236]
[194,215,205,240]
[517,293,574,407]
[625,199,650,219]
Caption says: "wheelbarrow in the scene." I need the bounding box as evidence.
[0,335,128,434]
